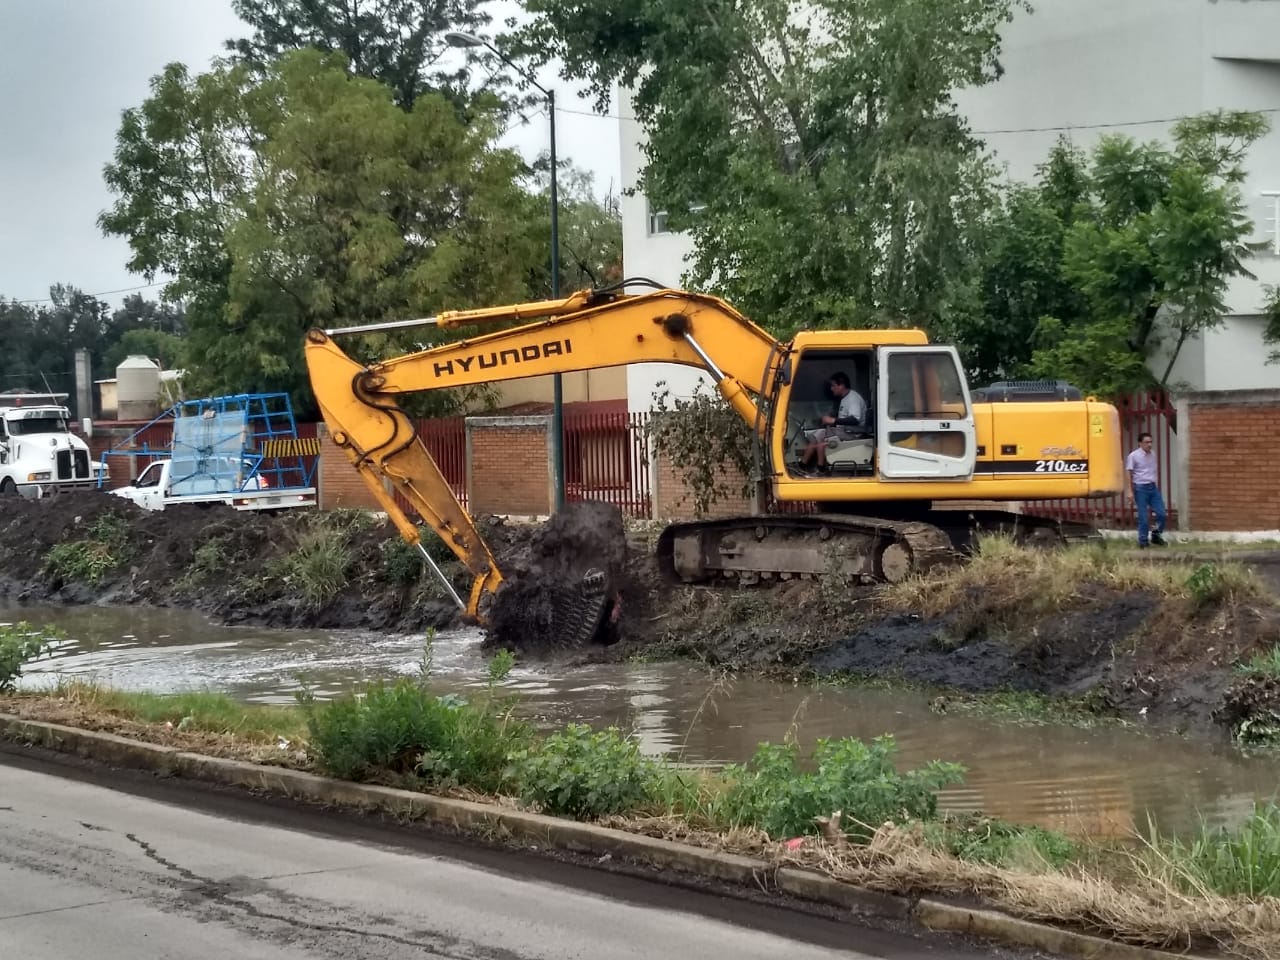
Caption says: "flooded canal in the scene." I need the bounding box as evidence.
[5,602,1277,839]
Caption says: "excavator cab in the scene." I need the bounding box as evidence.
[774,339,977,484]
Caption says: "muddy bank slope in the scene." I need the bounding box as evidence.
[4,494,1280,737]
[617,535,1280,737]
[0,493,467,633]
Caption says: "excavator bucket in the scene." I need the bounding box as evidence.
[479,503,625,656]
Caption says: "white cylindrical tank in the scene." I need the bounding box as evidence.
[116,355,162,420]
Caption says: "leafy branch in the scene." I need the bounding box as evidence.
[645,381,756,517]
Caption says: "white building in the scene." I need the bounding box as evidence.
[618,0,1280,410]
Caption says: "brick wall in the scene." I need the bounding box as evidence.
[316,424,383,510]
[467,416,551,517]
[1185,392,1280,531]
[652,446,756,521]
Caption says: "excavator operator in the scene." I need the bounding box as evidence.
[796,371,868,476]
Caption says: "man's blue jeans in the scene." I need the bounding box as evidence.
[1134,483,1166,545]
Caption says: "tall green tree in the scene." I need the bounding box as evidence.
[1023,112,1264,395]
[226,0,495,110]
[520,0,1024,335]
[101,50,537,411]
[0,286,183,399]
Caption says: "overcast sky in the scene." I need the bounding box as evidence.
[0,0,621,308]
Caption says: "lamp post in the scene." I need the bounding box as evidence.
[445,31,565,512]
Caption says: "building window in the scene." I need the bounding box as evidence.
[647,200,670,236]
[1263,190,1280,255]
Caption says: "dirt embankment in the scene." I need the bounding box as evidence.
[4,493,1280,738]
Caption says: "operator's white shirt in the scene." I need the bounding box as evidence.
[838,390,866,425]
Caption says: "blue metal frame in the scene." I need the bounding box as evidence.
[96,392,318,491]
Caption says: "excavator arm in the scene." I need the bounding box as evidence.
[304,285,784,622]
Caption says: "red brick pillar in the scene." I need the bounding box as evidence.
[466,416,552,516]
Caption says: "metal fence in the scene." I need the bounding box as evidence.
[1024,390,1177,530]
[564,412,653,519]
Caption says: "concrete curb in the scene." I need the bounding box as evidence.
[0,715,1216,960]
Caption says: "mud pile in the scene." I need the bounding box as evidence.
[0,492,459,633]
[482,501,631,656]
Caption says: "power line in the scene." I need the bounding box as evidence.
[552,103,1280,135]
[974,106,1280,135]
[12,280,168,306]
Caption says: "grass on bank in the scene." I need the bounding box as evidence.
[50,682,308,743]
[881,535,1272,627]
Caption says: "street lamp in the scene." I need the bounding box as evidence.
[445,30,566,512]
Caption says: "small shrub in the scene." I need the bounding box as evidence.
[645,380,753,517]
[379,537,424,586]
[924,814,1078,870]
[718,735,965,841]
[177,537,230,589]
[44,512,135,584]
[1235,646,1280,679]
[300,678,529,792]
[511,724,660,819]
[280,527,353,607]
[0,622,61,692]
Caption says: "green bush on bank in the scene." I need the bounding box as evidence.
[301,666,968,843]
[44,513,134,584]
[717,737,965,841]
[0,622,60,692]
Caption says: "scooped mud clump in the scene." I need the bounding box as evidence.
[1214,674,1280,740]
[482,501,628,657]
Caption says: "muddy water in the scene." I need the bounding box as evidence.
[6,603,1278,839]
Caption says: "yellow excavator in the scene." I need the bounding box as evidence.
[305,280,1124,642]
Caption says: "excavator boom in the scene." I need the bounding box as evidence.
[305,285,786,623]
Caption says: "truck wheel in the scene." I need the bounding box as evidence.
[0,478,17,498]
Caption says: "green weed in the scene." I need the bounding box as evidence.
[176,537,230,590]
[718,735,965,841]
[923,814,1078,871]
[0,622,61,692]
[379,537,424,586]
[274,526,353,607]
[52,681,304,742]
[44,512,134,584]
[511,724,660,819]
[1235,646,1280,680]
[1147,801,1280,897]
[300,652,526,793]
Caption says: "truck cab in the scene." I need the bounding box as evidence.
[111,455,303,513]
[0,392,105,498]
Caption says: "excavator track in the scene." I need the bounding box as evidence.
[548,568,612,649]
[654,509,1100,587]
[656,514,957,586]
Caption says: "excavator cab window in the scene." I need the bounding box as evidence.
[784,351,875,476]
[879,348,975,476]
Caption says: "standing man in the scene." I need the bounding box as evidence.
[796,372,867,475]
[1125,431,1167,548]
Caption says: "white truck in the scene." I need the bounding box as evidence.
[0,391,106,498]
[111,455,317,512]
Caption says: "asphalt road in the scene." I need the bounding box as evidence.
[0,752,1045,960]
